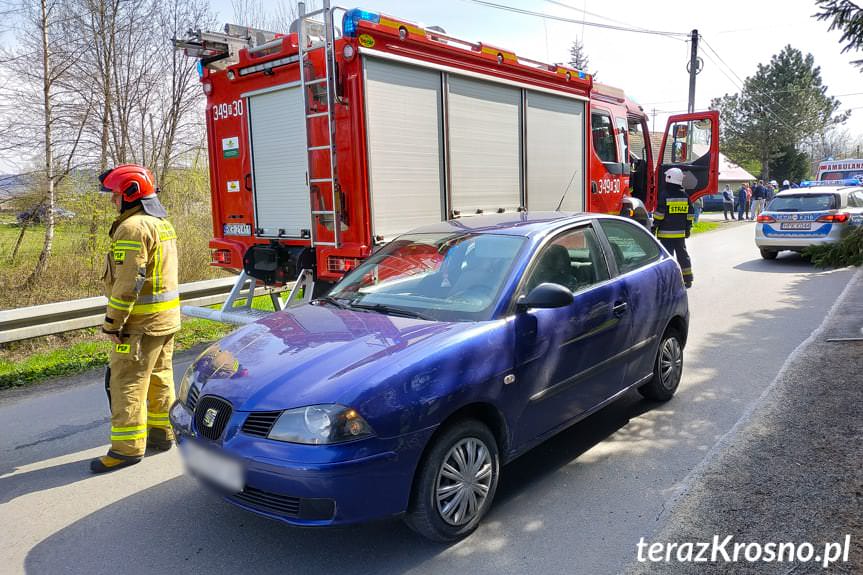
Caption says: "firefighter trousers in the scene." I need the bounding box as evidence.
[659,238,693,285]
[108,333,175,458]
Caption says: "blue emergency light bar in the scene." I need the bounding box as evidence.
[799,178,863,187]
[343,8,380,37]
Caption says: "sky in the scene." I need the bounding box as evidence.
[210,0,863,138]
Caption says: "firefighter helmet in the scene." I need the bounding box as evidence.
[99,164,157,203]
[665,167,684,186]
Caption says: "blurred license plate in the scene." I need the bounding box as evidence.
[182,440,244,493]
[780,222,811,230]
[223,223,251,236]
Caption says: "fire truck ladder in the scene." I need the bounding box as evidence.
[298,0,341,249]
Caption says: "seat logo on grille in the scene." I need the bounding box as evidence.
[203,408,219,428]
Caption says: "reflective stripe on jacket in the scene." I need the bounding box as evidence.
[102,206,181,336]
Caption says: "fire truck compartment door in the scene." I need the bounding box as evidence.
[447,76,522,214]
[655,111,719,203]
[248,86,310,238]
[364,58,444,240]
[525,92,585,211]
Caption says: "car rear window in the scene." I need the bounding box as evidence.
[767,194,838,212]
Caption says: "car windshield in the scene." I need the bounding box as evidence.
[327,232,527,322]
[767,194,838,212]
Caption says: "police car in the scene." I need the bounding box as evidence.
[755,180,863,260]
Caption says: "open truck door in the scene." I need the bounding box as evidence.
[655,111,719,203]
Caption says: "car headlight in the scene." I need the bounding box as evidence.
[267,404,375,445]
[177,365,196,404]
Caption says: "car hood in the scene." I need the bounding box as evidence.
[189,303,483,412]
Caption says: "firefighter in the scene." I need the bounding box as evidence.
[653,167,694,288]
[91,164,180,473]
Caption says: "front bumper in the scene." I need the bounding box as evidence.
[170,400,435,526]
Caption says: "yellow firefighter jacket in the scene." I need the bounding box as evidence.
[102,205,181,336]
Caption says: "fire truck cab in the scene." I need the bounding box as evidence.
[176,3,718,319]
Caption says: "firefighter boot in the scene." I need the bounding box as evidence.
[146,427,173,452]
[90,451,142,474]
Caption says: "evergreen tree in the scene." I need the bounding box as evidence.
[815,0,863,69]
[710,46,847,179]
[568,37,595,77]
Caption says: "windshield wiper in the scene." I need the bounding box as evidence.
[314,295,350,309]
[348,302,431,320]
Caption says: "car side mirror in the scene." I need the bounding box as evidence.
[517,283,573,311]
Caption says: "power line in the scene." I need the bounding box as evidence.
[542,0,671,36]
[463,0,690,39]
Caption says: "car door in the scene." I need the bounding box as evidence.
[509,223,630,448]
[596,218,668,387]
[655,111,720,204]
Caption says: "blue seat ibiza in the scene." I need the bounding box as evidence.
[171,212,689,541]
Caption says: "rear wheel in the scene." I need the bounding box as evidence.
[638,328,684,401]
[760,248,778,260]
[404,420,500,542]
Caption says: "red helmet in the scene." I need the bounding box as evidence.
[99,164,157,202]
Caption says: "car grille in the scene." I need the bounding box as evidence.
[233,486,300,517]
[193,396,232,441]
[186,384,200,411]
[241,411,282,438]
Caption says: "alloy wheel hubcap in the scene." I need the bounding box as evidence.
[659,337,683,389]
[435,437,493,526]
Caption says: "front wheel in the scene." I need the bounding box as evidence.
[404,420,500,542]
[638,328,684,401]
[760,248,778,260]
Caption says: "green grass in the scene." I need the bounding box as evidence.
[691,221,719,234]
[0,317,235,390]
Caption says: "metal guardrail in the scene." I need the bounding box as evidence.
[0,276,278,344]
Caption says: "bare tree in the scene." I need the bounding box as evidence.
[0,0,91,283]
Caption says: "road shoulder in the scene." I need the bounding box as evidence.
[626,268,863,574]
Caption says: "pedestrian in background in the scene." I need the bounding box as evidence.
[750,180,764,220]
[722,184,735,220]
[693,195,703,223]
[781,179,791,191]
[737,183,748,221]
[92,164,180,474]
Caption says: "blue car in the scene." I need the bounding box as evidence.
[171,212,689,541]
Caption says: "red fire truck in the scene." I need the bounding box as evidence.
[176,2,718,320]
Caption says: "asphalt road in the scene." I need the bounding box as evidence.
[0,217,856,575]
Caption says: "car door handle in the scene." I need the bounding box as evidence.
[612,301,628,317]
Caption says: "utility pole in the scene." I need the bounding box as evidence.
[687,29,700,114]
[651,107,656,133]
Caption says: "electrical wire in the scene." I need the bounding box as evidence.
[462,0,690,39]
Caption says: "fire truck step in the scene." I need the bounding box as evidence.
[313,242,338,246]
[306,112,328,119]
[305,78,327,85]
[308,145,331,151]
[312,210,337,215]
[309,178,333,183]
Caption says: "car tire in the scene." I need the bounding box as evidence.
[638,328,684,401]
[404,420,500,542]
[760,249,778,260]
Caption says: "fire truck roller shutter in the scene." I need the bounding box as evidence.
[364,58,445,240]
[248,86,310,238]
[524,91,585,211]
[447,76,522,215]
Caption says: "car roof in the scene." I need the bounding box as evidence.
[405,211,599,237]
[774,186,857,196]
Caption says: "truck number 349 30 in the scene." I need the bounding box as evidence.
[595,178,621,194]
[213,100,244,121]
